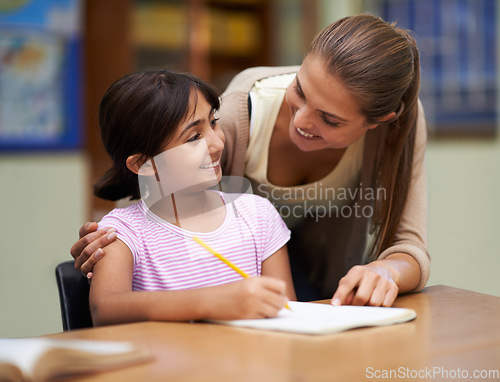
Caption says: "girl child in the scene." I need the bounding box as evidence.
[89,70,296,326]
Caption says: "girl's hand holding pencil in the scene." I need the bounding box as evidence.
[199,277,290,320]
[193,237,292,318]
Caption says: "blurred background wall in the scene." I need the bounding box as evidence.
[0,0,498,337]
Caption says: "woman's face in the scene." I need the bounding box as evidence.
[285,54,379,151]
[144,90,225,195]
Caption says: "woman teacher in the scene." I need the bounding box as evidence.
[71,14,429,306]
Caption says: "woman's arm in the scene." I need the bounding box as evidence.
[89,240,289,326]
[331,101,430,307]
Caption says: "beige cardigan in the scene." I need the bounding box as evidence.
[219,66,430,298]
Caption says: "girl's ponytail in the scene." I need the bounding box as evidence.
[93,166,140,201]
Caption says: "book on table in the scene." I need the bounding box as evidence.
[0,338,151,382]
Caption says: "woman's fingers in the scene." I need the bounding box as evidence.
[71,223,117,275]
[331,264,399,307]
[71,222,99,263]
[80,248,104,277]
[78,222,98,239]
[331,265,364,306]
[382,283,399,307]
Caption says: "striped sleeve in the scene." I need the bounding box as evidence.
[98,206,141,265]
[256,196,291,262]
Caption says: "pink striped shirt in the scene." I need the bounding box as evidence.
[99,192,290,291]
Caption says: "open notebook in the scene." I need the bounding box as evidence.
[211,301,417,335]
[0,338,151,382]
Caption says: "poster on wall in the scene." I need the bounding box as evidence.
[0,0,83,151]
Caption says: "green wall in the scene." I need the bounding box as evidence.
[0,0,498,338]
[0,154,89,337]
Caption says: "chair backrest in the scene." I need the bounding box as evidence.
[55,260,93,330]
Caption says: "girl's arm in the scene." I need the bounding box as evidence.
[260,244,297,302]
[89,240,289,326]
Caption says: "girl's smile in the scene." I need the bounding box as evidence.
[199,158,221,171]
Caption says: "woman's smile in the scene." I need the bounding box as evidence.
[295,126,321,139]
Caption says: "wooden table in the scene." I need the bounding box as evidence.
[47,285,500,381]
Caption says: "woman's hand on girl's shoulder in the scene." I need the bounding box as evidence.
[70,222,117,278]
[331,262,400,307]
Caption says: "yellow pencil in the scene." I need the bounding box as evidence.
[192,236,291,310]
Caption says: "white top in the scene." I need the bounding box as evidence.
[246,73,365,228]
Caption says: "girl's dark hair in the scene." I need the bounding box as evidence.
[93,70,220,201]
[308,14,421,259]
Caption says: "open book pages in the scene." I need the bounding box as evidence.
[0,338,151,382]
[211,301,417,335]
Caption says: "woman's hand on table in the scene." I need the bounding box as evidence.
[331,253,420,307]
[331,261,400,307]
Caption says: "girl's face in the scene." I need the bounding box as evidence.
[146,90,225,195]
[285,54,379,151]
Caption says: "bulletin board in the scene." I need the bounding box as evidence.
[0,0,83,151]
[371,0,497,136]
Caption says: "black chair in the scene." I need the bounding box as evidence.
[55,260,93,330]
